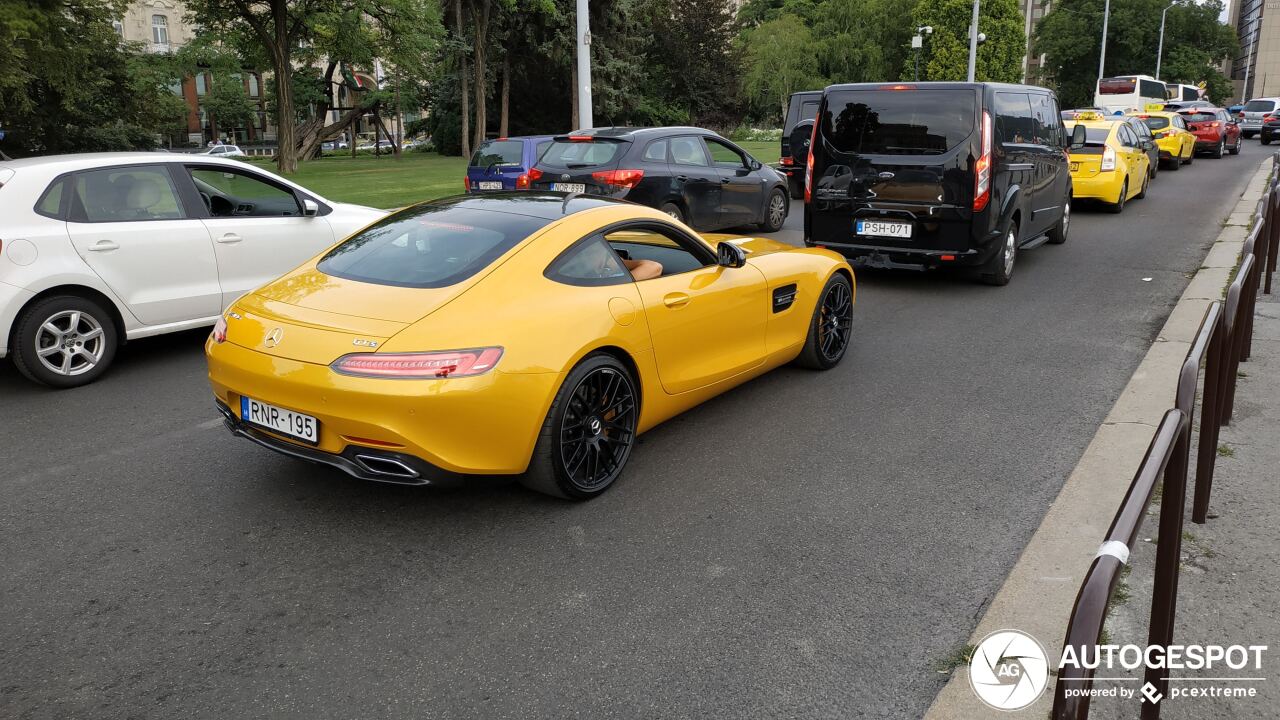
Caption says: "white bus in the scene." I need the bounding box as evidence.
[1167,83,1202,103]
[1094,75,1168,115]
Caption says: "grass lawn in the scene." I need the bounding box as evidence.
[245,152,466,209]
[245,139,782,210]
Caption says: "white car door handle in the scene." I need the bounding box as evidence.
[87,240,119,252]
[216,233,243,244]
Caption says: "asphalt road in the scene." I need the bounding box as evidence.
[1,141,1263,719]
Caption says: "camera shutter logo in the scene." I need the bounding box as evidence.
[969,629,1050,711]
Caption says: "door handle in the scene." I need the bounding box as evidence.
[87,240,119,252]
[663,292,691,308]
[721,178,731,183]
[216,233,243,244]
[676,175,689,182]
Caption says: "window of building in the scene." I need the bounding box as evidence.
[248,74,260,98]
[112,20,124,38]
[151,15,169,46]
[195,74,207,97]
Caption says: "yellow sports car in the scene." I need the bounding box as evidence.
[1065,115,1152,213]
[206,194,855,500]
[1129,111,1196,170]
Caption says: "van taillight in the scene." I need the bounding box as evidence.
[804,116,818,203]
[973,110,993,212]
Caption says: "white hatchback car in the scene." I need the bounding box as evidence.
[203,144,246,158]
[0,152,386,387]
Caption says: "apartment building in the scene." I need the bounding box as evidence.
[1228,0,1280,101]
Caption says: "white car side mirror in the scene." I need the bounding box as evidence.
[302,198,319,217]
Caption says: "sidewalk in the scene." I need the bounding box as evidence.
[1091,288,1280,719]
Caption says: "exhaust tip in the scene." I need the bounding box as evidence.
[352,454,421,480]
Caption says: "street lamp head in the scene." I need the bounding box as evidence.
[919,25,933,35]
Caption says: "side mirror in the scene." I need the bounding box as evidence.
[717,241,747,268]
[1069,124,1087,149]
[749,159,763,171]
[302,198,319,217]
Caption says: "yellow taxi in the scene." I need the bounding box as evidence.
[1065,113,1152,213]
[1127,110,1196,170]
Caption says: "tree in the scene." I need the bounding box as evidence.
[1035,0,1237,107]
[812,0,915,85]
[911,0,1025,83]
[742,15,822,122]
[0,0,187,156]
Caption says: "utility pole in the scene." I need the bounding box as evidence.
[575,0,593,129]
[967,0,980,82]
[1155,2,1173,80]
[1098,0,1111,85]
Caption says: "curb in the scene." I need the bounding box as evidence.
[922,158,1275,719]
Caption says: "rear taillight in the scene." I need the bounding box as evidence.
[804,117,818,203]
[591,168,644,189]
[1210,121,1221,128]
[211,316,228,343]
[516,173,531,189]
[1101,147,1117,171]
[780,156,793,166]
[464,176,471,193]
[332,348,504,379]
[527,167,543,183]
[973,110,993,212]
[567,135,593,142]
[880,84,916,91]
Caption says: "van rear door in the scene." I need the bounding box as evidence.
[809,86,978,254]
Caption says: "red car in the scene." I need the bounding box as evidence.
[1177,108,1242,158]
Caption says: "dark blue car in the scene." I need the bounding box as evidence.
[466,135,554,192]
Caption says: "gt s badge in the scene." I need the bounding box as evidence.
[353,338,379,348]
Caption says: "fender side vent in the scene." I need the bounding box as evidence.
[772,284,798,313]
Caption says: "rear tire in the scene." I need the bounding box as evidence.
[1047,196,1070,245]
[12,295,118,388]
[758,188,788,233]
[794,274,854,370]
[1165,156,1181,171]
[980,222,1018,286]
[520,353,639,501]
[1212,139,1224,158]
[1109,180,1128,214]
[1135,173,1149,199]
[1229,137,1242,155]
[660,202,685,223]
[1183,151,1194,165]
[1263,136,1273,146]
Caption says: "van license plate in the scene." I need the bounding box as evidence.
[856,220,912,239]
[552,182,586,193]
[241,396,319,445]
[477,181,502,190]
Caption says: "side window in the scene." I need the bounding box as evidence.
[670,136,710,167]
[642,139,668,162]
[35,177,67,218]
[68,166,186,223]
[545,236,631,287]
[188,167,301,218]
[535,140,551,160]
[705,138,745,167]
[1030,93,1058,146]
[994,92,1034,145]
[603,224,714,278]
[1173,116,1186,131]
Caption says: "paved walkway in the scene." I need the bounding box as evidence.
[1095,285,1280,719]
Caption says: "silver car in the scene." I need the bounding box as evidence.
[1239,97,1280,138]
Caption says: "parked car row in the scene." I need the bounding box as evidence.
[465,127,791,233]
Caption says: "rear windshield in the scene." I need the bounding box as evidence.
[317,204,549,288]
[1180,112,1216,122]
[1098,78,1136,95]
[1140,116,1170,131]
[820,89,976,155]
[470,140,523,167]
[540,140,625,168]
[1068,127,1112,145]
[1244,100,1276,112]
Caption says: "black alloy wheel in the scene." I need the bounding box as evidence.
[796,274,854,369]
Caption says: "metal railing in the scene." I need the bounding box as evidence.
[1052,155,1280,719]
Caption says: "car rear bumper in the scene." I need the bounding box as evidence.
[0,280,35,359]
[206,338,560,478]
[1071,172,1124,202]
[803,237,994,269]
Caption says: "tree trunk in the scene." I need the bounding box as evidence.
[499,56,510,137]
[472,0,491,152]
[271,0,296,174]
[376,111,401,159]
[455,0,470,159]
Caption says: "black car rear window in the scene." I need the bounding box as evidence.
[540,140,625,168]
[470,140,524,167]
[317,205,549,288]
[820,89,976,155]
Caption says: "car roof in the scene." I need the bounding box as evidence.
[418,191,635,220]
[822,81,1052,94]
[0,151,248,174]
[556,126,716,141]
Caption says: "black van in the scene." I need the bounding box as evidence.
[803,82,1078,285]
[781,90,822,199]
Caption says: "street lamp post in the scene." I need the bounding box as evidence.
[1098,0,1111,85]
[967,0,980,82]
[1155,2,1173,80]
[913,26,932,82]
[575,0,593,129]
